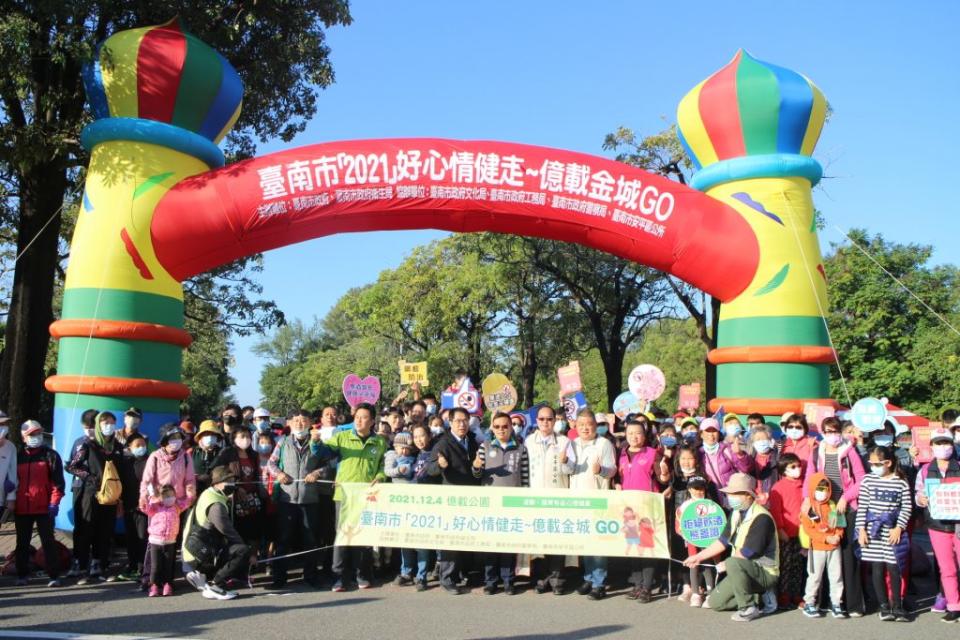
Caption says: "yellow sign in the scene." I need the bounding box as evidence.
[335,483,669,558]
[398,360,429,387]
[481,372,518,413]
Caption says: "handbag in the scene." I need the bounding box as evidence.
[184,505,222,565]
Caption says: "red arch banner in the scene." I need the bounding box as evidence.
[152,139,759,301]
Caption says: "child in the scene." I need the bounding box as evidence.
[118,434,150,582]
[385,432,418,585]
[473,412,529,595]
[768,453,805,610]
[672,445,717,607]
[144,484,183,596]
[856,446,913,622]
[800,473,846,618]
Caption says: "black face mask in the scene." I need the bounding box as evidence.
[223,415,240,427]
[221,484,237,496]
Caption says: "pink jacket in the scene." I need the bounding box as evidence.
[803,443,865,510]
[145,501,181,545]
[617,447,659,492]
[139,449,196,510]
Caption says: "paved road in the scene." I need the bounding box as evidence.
[1,573,957,640]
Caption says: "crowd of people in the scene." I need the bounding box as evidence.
[3,392,960,625]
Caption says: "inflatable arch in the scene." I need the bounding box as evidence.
[48,21,833,525]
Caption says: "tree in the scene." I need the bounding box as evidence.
[824,229,960,415]
[0,1,352,424]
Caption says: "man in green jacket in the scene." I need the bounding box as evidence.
[324,402,387,592]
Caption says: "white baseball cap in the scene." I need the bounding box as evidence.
[253,407,271,419]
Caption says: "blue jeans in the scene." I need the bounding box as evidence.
[400,548,417,577]
[582,556,607,588]
[415,549,435,582]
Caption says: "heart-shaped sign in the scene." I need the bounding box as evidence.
[342,374,381,408]
[628,364,666,402]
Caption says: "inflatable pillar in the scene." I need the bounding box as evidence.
[677,50,836,416]
[45,19,242,528]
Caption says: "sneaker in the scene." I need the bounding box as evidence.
[104,574,117,583]
[415,581,428,592]
[878,605,895,622]
[933,594,948,613]
[831,606,847,619]
[331,581,346,593]
[357,579,371,590]
[148,584,160,598]
[893,608,911,622]
[483,584,498,595]
[690,593,704,608]
[162,583,174,597]
[588,586,606,601]
[678,584,693,603]
[942,611,960,623]
[761,589,778,615]
[66,561,81,578]
[14,577,28,587]
[393,574,413,586]
[701,594,713,609]
[636,587,652,604]
[114,571,135,582]
[202,583,237,600]
[731,606,761,622]
[802,603,822,618]
[185,570,207,592]
[576,581,593,596]
[848,611,863,618]
[46,578,61,588]
[442,583,463,595]
[504,584,517,596]
[535,582,549,594]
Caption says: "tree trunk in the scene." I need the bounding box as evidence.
[0,162,66,426]
[705,295,721,402]
[601,340,626,412]
[519,323,537,408]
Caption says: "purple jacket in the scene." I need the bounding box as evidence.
[699,442,754,491]
[803,443,865,510]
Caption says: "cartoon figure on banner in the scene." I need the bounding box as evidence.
[613,391,644,420]
[622,507,657,556]
[628,364,666,404]
[342,374,381,408]
[562,392,588,422]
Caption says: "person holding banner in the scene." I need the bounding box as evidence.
[324,403,388,592]
[525,405,575,595]
[569,409,616,601]
[427,407,481,594]
[684,473,779,622]
[915,427,960,622]
[473,412,530,595]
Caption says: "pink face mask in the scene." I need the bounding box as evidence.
[823,433,842,447]
[162,496,176,507]
[933,444,954,460]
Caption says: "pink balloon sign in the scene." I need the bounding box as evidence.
[628,364,665,402]
[342,374,381,407]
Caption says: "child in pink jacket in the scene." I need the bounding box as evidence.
[144,484,183,597]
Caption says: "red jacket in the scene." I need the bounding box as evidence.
[16,446,65,516]
[768,475,804,538]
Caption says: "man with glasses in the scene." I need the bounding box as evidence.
[427,407,480,594]
[525,405,575,594]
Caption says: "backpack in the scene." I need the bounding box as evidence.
[96,460,122,505]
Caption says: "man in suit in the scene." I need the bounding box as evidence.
[427,407,480,594]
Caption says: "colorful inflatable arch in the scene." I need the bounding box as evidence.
[48,20,834,527]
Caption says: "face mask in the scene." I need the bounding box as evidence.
[223,415,239,427]
[131,446,147,457]
[680,465,696,476]
[897,439,911,450]
[823,433,842,447]
[235,438,251,450]
[554,420,566,433]
[430,427,444,436]
[124,416,140,430]
[785,428,803,441]
[682,432,698,443]
[703,442,719,454]
[166,439,183,452]
[221,484,236,496]
[100,423,115,437]
[954,433,960,445]
[425,404,437,416]
[25,434,43,448]
[660,436,677,448]
[727,496,745,511]
[513,425,522,435]
[814,490,828,502]
[725,425,741,437]
[934,444,954,460]
[257,443,273,454]
[0,427,7,440]
[753,440,772,454]
[873,436,893,447]
[84,428,96,439]
[597,426,608,436]
[292,429,308,440]
[871,463,888,476]
[255,419,271,432]
[201,435,219,449]
[162,496,176,507]
[785,467,802,479]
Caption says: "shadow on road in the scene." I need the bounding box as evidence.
[468,624,629,640]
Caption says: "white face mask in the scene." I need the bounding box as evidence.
[785,467,802,479]
[84,428,96,439]
[814,490,828,502]
[201,435,219,449]
[166,439,183,452]
[785,427,804,441]
[554,420,566,433]
[124,416,140,430]
[25,434,43,448]
[0,426,7,440]
[100,423,115,437]
[235,438,251,450]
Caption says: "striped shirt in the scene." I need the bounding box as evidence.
[855,472,912,564]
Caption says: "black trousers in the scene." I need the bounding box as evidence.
[841,509,865,614]
[437,550,461,588]
[274,502,323,583]
[484,553,517,587]
[73,501,115,570]
[123,509,148,572]
[15,514,60,579]
[533,555,567,591]
[71,491,94,570]
[188,543,250,588]
[148,542,177,586]
[629,558,661,589]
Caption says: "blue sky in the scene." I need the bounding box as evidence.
[228,0,959,405]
